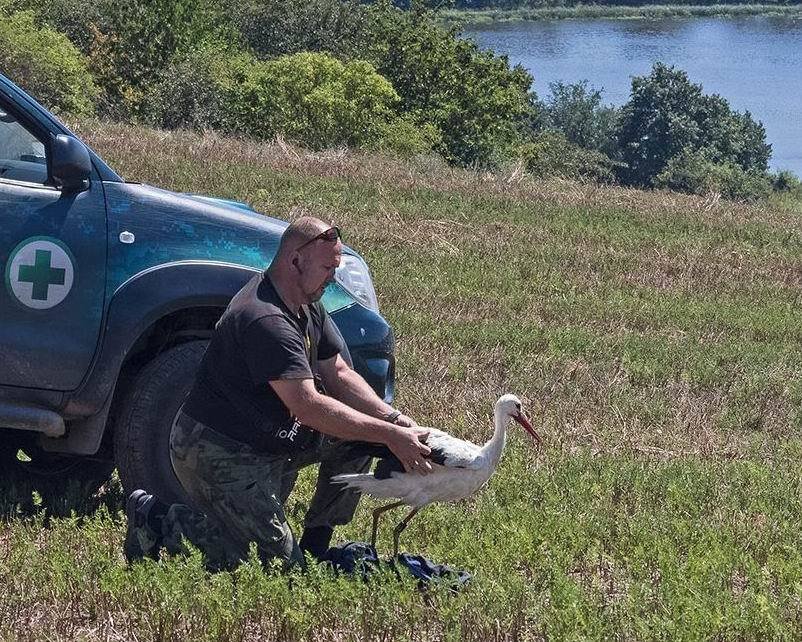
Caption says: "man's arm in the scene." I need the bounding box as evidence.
[317,354,416,426]
[269,377,432,474]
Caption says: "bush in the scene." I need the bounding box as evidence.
[147,41,236,130]
[0,9,96,114]
[7,0,538,169]
[87,0,235,119]
[654,148,771,201]
[232,0,367,60]
[371,115,441,157]
[617,63,771,187]
[8,0,112,53]
[543,80,619,157]
[151,46,439,156]
[217,52,403,150]
[519,130,618,183]
[235,0,538,166]
[771,170,802,195]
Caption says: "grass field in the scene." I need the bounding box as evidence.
[3,123,802,639]
[441,3,802,24]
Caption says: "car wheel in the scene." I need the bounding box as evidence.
[114,340,208,505]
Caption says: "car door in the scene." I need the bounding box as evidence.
[0,98,107,391]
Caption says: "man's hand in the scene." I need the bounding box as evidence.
[386,426,432,475]
[393,413,417,428]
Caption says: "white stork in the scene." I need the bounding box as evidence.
[332,394,540,556]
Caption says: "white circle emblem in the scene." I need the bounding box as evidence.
[6,238,75,310]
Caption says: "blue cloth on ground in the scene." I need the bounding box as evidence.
[322,541,471,591]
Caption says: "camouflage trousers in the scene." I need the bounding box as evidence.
[158,409,370,570]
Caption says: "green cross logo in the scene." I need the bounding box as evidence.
[17,249,66,301]
[5,237,75,310]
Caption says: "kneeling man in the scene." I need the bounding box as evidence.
[126,216,431,568]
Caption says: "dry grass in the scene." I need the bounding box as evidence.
[73,120,801,228]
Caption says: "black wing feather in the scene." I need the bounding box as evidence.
[373,456,404,479]
[336,438,460,481]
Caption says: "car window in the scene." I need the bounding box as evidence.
[0,107,48,185]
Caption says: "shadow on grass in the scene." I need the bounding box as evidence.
[0,470,125,523]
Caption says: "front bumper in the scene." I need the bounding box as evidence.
[331,304,395,404]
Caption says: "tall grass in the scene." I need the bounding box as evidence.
[4,123,802,639]
[443,3,802,24]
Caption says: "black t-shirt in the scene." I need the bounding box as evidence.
[183,273,343,452]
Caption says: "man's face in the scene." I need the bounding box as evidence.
[296,236,342,303]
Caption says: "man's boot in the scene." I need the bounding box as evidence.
[299,525,334,561]
[124,489,169,563]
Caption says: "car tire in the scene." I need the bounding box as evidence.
[114,340,208,505]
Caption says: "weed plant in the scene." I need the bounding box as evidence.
[4,123,802,639]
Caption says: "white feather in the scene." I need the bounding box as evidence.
[332,394,536,509]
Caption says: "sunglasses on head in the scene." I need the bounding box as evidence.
[296,226,341,251]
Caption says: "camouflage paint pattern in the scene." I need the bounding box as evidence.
[104,183,356,312]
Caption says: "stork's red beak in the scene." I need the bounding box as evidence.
[513,411,541,447]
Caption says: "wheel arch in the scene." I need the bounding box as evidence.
[41,261,259,455]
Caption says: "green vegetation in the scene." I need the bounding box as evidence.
[443,0,802,21]
[5,455,802,639]
[616,63,771,193]
[519,130,619,182]
[4,122,802,638]
[0,7,96,115]
[1,0,796,202]
[451,0,799,7]
[543,80,619,157]
[359,4,538,166]
[441,2,802,24]
[654,148,773,201]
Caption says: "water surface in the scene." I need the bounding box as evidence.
[465,16,802,175]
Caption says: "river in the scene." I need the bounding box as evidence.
[463,16,802,175]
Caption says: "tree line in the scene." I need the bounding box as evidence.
[0,0,797,200]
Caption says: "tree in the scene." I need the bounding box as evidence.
[87,0,235,118]
[654,148,771,201]
[616,63,771,186]
[222,0,538,166]
[543,80,619,156]
[359,1,537,167]
[7,0,113,53]
[232,0,367,60]
[519,130,618,183]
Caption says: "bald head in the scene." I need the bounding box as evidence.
[276,216,333,258]
[267,215,342,310]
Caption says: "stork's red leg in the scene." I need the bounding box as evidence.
[392,507,421,557]
[371,501,405,549]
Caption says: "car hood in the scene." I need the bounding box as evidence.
[105,182,361,312]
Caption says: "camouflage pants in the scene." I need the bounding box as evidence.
[161,409,370,570]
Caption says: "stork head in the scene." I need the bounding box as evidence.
[495,394,541,446]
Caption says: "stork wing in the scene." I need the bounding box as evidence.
[424,428,483,469]
[333,428,483,477]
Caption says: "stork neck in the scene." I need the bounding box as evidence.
[482,407,510,463]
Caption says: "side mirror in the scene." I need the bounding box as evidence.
[51,134,91,193]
